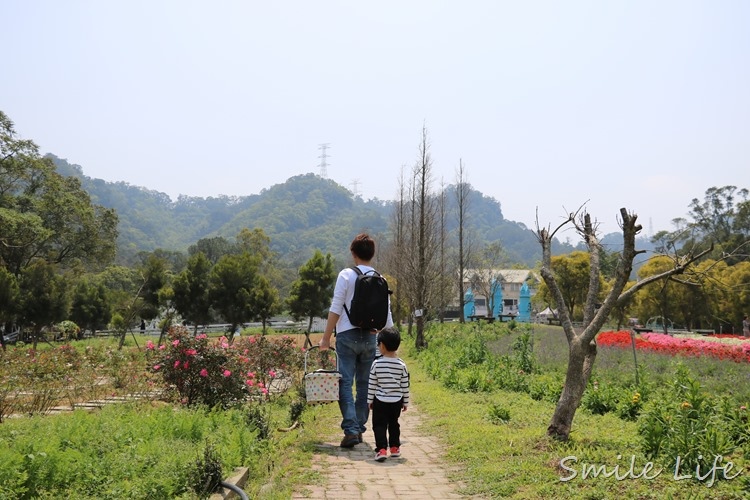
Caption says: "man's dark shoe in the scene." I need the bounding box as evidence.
[358,433,363,443]
[340,434,359,448]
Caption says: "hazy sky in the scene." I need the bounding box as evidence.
[2,1,748,236]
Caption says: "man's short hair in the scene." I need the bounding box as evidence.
[377,327,401,351]
[350,233,375,261]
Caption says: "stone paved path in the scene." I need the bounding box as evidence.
[293,402,478,499]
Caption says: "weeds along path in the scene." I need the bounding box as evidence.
[293,401,483,499]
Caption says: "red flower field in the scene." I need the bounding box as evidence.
[597,330,750,363]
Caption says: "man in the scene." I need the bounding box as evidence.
[319,233,393,448]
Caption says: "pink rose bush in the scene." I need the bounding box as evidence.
[146,325,304,408]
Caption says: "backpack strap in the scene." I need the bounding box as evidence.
[343,266,363,323]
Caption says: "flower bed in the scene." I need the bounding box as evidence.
[597,330,750,363]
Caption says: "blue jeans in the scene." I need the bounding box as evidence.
[335,328,376,436]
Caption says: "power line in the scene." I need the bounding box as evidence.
[350,178,360,197]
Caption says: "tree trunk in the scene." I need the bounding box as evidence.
[548,337,597,439]
[304,317,313,348]
[415,314,425,349]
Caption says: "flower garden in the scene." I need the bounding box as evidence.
[597,330,750,363]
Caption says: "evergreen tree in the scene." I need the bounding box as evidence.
[287,250,336,347]
[172,252,214,334]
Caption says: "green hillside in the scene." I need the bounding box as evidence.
[50,154,582,269]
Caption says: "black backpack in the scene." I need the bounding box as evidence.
[343,266,392,330]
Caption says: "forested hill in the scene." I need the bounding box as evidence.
[49,154,577,268]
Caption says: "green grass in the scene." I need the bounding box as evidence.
[394,322,749,499]
[0,393,334,499]
[405,351,748,499]
[1,324,747,498]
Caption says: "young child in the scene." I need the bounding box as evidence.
[367,327,410,462]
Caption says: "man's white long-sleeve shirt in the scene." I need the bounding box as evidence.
[329,265,393,333]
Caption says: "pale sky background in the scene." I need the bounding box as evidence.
[2,1,748,236]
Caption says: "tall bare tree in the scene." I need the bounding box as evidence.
[413,127,441,348]
[454,160,474,323]
[536,208,712,440]
[391,127,441,348]
[437,177,452,322]
[384,167,409,329]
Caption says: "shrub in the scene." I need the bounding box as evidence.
[190,441,224,498]
[245,403,272,441]
[580,380,619,415]
[528,373,563,403]
[147,326,251,408]
[615,390,643,421]
[233,333,304,391]
[510,330,535,374]
[147,326,306,408]
[487,403,511,424]
[638,366,740,481]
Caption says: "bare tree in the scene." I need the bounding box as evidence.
[385,167,409,328]
[536,207,712,440]
[412,127,441,348]
[391,127,442,348]
[454,160,475,323]
[436,177,453,322]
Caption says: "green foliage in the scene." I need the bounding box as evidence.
[18,261,70,341]
[287,250,336,330]
[51,154,562,275]
[245,404,272,441]
[0,118,117,278]
[536,251,599,320]
[0,403,266,498]
[233,333,304,390]
[138,253,169,321]
[638,365,744,480]
[251,274,282,329]
[69,278,112,334]
[147,326,253,408]
[615,389,643,421]
[581,380,620,415]
[288,398,306,425]
[209,252,261,331]
[487,402,511,424]
[406,347,748,499]
[190,441,224,498]
[415,323,538,394]
[0,342,154,420]
[0,266,19,324]
[172,252,213,329]
[510,330,535,374]
[189,236,237,265]
[528,372,563,403]
[402,323,749,497]
[0,334,324,498]
[147,326,304,408]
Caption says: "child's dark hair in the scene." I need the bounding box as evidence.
[350,233,375,261]
[377,327,401,352]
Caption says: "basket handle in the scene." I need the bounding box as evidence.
[304,345,338,373]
